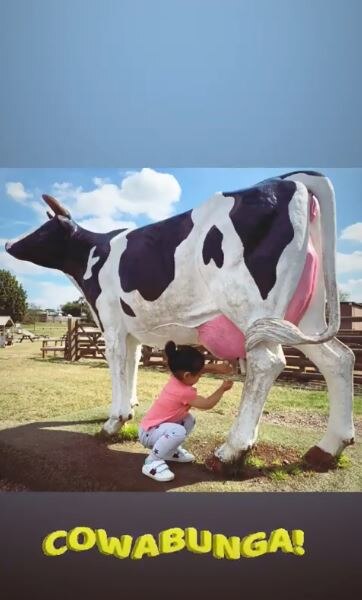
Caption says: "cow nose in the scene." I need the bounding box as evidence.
[5,241,13,252]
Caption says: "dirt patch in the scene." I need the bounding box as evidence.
[192,437,306,480]
[262,410,362,436]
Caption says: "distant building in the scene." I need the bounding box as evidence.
[340,301,362,330]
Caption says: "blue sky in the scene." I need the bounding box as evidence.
[0,168,361,309]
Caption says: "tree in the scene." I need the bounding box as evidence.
[23,303,43,324]
[61,297,95,323]
[61,301,82,317]
[339,288,350,302]
[0,269,27,322]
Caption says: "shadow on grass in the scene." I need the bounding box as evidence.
[29,356,109,368]
[0,419,219,492]
[0,418,344,492]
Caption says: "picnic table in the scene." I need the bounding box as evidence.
[19,332,36,342]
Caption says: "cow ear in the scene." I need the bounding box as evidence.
[56,215,77,235]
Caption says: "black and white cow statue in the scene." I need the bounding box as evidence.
[6,171,355,471]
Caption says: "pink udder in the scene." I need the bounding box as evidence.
[197,238,318,360]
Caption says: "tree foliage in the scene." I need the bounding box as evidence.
[61,301,82,317]
[0,269,28,322]
[338,288,350,302]
[61,297,95,322]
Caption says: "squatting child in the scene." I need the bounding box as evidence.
[138,341,234,482]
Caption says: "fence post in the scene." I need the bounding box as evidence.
[65,317,78,361]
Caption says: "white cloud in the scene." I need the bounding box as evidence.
[339,279,362,302]
[5,169,182,234]
[5,182,33,203]
[0,218,32,228]
[28,201,49,220]
[118,168,181,220]
[340,222,362,243]
[78,216,136,233]
[73,168,181,221]
[30,281,79,310]
[93,177,110,187]
[337,251,362,274]
[51,181,82,203]
[0,251,47,276]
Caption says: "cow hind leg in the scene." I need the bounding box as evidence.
[207,343,285,474]
[300,338,355,469]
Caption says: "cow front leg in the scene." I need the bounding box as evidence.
[126,335,142,408]
[207,344,285,472]
[102,331,132,435]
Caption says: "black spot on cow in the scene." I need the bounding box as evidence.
[223,179,296,299]
[119,211,194,301]
[279,170,324,179]
[202,225,224,268]
[66,227,126,329]
[120,298,136,317]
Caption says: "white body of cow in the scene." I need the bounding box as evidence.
[87,171,354,464]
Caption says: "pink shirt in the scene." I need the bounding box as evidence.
[140,375,197,431]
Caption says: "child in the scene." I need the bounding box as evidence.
[138,341,234,482]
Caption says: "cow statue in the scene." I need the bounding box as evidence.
[5,170,355,472]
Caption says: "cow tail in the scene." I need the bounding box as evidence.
[245,173,340,351]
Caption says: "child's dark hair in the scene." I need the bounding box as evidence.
[165,341,205,377]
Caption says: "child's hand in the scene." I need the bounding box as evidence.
[221,380,234,392]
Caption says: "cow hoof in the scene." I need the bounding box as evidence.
[103,417,123,436]
[205,454,226,476]
[205,450,250,478]
[96,428,113,441]
[303,446,337,471]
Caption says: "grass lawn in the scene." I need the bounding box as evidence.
[0,341,361,492]
[20,321,68,338]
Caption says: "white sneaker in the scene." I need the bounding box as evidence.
[166,447,195,463]
[142,459,175,482]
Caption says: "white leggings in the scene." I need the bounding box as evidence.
[139,413,195,461]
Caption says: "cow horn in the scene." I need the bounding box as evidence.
[42,194,71,218]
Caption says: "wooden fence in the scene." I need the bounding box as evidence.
[42,316,362,385]
[41,318,105,361]
[140,316,362,386]
[280,316,362,385]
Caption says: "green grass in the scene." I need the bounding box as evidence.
[118,422,139,441]
[20,321,68,338]
[246,456,266,469]
[268,469,289,482]
[0,341,361,492]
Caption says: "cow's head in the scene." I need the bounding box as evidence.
[5,195,77,271]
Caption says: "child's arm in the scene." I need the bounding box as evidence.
[188,380,234,410]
